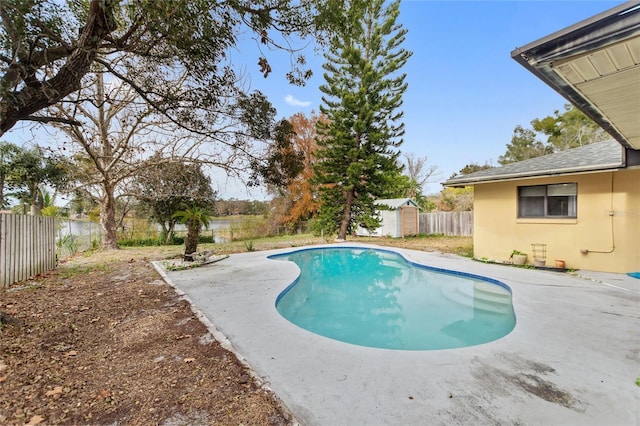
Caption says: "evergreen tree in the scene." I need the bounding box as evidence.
[453,162,493,178]
[314,0,411,240]
[531,104,609,151]
[499,104,607,165]
[498,125,551,165]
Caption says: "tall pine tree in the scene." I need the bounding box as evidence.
[314,0,411,240]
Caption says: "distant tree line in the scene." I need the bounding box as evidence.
[214,199,270,217]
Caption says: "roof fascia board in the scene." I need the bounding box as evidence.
[443,164,624,187]
[512,2,640,65]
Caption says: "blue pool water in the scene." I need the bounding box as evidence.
[272,247,516,350]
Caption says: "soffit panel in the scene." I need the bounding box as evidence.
[554,35,640,82]
[551,35,640,149]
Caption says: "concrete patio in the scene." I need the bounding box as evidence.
[153,244,640,425]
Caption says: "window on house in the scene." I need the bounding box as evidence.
[518,183,577,218]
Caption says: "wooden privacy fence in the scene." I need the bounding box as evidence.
[1,213,56,287]
[419,211,473,236]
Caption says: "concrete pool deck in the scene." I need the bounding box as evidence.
[154,244,640,425]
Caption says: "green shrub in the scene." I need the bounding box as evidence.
[117,235,215,247]
[170,236,184,245]
[118,238,164,247]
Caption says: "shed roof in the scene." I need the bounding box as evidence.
[374,198,420,209]
[444,139,624,186]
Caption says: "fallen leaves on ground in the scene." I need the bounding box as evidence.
[0,249,291,425]
[25,415,44,425]
[45,386,63,397]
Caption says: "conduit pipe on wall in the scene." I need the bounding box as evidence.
[580,172,615,255]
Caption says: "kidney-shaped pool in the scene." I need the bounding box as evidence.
[270,247,516,350]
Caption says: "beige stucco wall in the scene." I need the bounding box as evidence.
[473,168,640,273]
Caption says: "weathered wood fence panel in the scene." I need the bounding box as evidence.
[419,211,473,236]
[1,214,56,287]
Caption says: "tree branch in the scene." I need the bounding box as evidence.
[93,57,260,161]
[0,0,116,136]
[23,115,82,126]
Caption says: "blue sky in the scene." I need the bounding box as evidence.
[4,1,625,200]
[239,0,624,197]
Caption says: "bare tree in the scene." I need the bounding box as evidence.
[48,62,281,249]
[48,69,213,249]
[403,152,441,196]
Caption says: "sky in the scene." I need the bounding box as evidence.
[3,0,626,200]
[232,0,625,197]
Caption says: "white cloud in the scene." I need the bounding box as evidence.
[284,94,311,107]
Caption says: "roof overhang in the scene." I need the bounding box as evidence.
[511,2,640,150]
[444,164,624,188]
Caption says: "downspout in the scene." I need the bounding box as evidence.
[580,172,615,255]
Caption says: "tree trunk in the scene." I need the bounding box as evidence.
[160,221,170,244]
[100,185,119,250]
[0,176,4,209]
[338,188,355,240]
[166,221,177,244]
[97,72,118,250]
[29,186,40,215]
[184,220,200,261]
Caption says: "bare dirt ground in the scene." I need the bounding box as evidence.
[0,235,472,425]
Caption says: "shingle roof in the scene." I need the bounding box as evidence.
[444,140,624,186]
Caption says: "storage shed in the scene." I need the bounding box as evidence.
[356,198,420,238]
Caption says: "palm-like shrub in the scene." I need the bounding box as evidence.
[173,204,211,261]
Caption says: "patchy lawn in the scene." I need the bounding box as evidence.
[0,234,471,425]
[351,235,473,258]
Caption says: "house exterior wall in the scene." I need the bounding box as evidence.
[473,168,640,273]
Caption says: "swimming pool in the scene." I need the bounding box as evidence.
[271,247,515,350]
